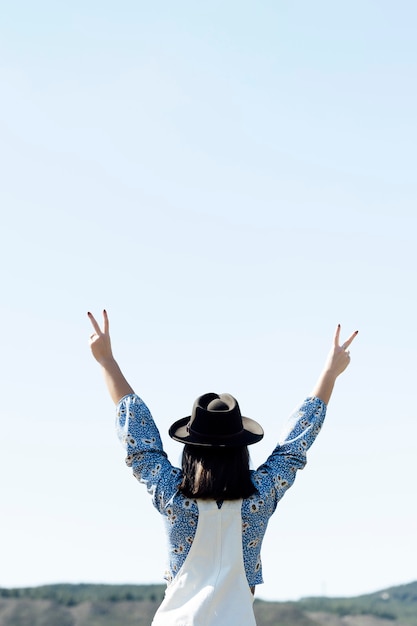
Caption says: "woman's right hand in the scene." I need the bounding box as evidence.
[323,324,358,378]
[311,324,358,405]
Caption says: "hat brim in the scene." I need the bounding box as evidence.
[169,415,264,447]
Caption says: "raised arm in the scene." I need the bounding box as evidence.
[88,310,134,404]
[311,324,358,405]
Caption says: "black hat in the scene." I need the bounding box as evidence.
[169,392,264,447]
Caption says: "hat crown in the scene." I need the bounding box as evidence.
[190,393,243,441]
[207,398,230,412]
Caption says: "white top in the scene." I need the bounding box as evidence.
[152,499,256,626]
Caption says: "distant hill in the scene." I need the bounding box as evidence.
[0,580,416,626]
[298,580,417,626]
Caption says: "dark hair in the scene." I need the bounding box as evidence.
[179,444,257,500]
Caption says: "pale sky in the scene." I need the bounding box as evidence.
[1,0,416,602]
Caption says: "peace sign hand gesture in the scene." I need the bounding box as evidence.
[87,310,134,403]
[88,310,114,365]
[324,324,358,378]
[312,324,358,405]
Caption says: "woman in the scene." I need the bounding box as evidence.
[88,310,357,626]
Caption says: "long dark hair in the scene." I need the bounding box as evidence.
[179,444,257,500]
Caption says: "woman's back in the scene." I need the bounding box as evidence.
[117,393,327,589]
[152,499,256,626]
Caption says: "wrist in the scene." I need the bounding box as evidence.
[320,367,339,381]
[98,355,118,370]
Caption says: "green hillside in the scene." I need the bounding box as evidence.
[0,581,416,626]
[299,580,417,626]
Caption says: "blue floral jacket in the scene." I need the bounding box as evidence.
[116,394,326,587]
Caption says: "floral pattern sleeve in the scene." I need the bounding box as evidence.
[251,396,327,515]
[116,394,182,512]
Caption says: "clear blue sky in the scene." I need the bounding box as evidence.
[1,0,416,601]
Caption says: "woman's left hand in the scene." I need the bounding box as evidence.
[88,310,114,365]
